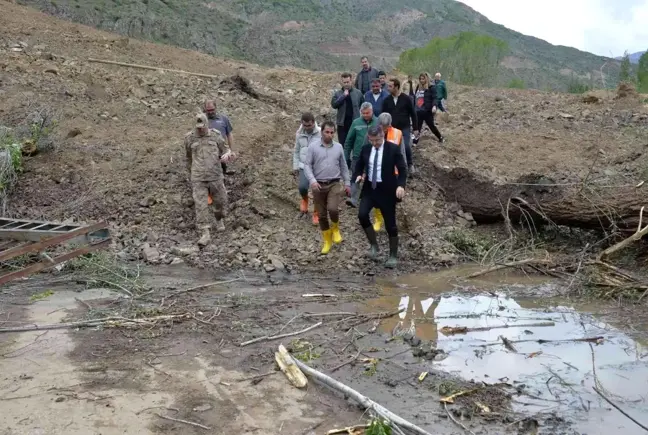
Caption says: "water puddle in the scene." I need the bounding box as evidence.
[369,266,648,433]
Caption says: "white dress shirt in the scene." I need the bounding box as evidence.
[367,141,384,183]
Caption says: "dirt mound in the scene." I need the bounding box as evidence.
[1,2,647,274]
[616,81,639,99]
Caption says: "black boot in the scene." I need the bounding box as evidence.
[385,236,399,269]
[363,226,379,260]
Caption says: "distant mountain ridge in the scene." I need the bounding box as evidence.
[616,51,645,64]
[17,0,620,91]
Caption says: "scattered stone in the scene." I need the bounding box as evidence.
[44,67,58,75]
[171,245,199,257]
[193,403,212,412]
[559,113,574,119]
[267,254,285,270]
[264,263,276,272]
[139,197,155,207]
[141,243,160,263]
[241,245,259,255]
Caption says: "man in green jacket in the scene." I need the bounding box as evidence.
[344,102,378,207]
[434,72,448,112]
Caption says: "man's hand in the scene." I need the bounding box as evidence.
[432,106,437,114]
[220,151,232,163]
[343,89,350,97]
[311,182,321,191]
[396,187,405,200]
[345,185,351,197]
[355,176,362,184]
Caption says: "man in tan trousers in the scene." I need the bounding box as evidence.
[185,113,233,246]
[303,121,351,254]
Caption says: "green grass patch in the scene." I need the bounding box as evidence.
[30,289,54,302]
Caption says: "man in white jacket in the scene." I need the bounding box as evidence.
[292,112,321,225]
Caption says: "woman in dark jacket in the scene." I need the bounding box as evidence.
[409,72,444,144]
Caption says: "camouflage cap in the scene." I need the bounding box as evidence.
[195,113,208,128]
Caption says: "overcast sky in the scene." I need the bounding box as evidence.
[456,0,648,57]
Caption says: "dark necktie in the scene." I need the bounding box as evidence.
[371,148,379,189]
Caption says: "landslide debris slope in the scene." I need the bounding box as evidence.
[1,2,647,275]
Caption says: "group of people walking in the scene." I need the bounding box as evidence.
[292,57,448,268]
[184,57,448,269]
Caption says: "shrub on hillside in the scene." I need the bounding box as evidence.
[508,78,526,89]
[398,32,508,86]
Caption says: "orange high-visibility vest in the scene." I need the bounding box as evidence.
[386,127,403,175]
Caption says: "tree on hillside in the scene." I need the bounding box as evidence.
[638,50,648,93]
[619,50,632,83]
[398,32,509,86]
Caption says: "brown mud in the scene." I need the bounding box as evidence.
[3,265,648,434]
[2,2,648,434]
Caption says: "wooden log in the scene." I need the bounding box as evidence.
[432,166,646,230]
[291,356,432,435]
[275,344,308,388]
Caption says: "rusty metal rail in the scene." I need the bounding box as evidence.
[0,218,111,286]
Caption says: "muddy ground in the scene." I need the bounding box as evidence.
[2,3,648,434]
[3,264,648,435]
[2,2,647,276]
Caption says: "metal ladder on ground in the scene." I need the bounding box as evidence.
[0,217,111,285]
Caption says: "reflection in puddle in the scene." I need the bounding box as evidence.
[369,269,648,433]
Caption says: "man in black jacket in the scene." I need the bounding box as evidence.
[381,78,418,174]
[353,125,407,268]
[331,72,363,147]
[355,56,380,94]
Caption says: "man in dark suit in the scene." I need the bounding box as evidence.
[353,125,407,268]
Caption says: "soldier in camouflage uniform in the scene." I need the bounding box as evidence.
[185,113,232,246]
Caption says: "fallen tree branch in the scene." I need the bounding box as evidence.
[155,413,211,430]
[168,278,241,297]
[593,387,648,432]
[444,403,476,435]
[88,58,221,80]
[439,321,555,336]
[0,314,189,333]
[330,348,363,373]
[478,336,604,348]
[303,312,357,318]
[236,371,278,383]
[466,259,551,279]
[240,322,323,347]
[599,206,648,260]
[291,356,432,435]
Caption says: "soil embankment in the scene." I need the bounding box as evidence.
[2,2,646,275]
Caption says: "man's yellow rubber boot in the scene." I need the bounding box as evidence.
[373,209,384,232]
[312,209,319,225]
[320,229,333,255]
[299,197,308,213]
[331,221,343,244]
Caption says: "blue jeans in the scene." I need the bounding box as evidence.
[401,127,413,166]
[298,169,309,198]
